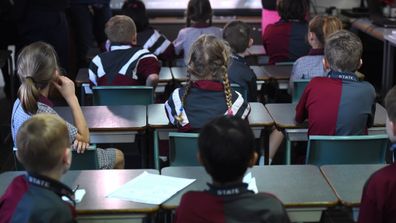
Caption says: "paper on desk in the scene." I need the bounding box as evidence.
[107,171,195,205]
[62,189,86,203]
[243,172,258,194]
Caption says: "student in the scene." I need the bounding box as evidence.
[0,114,76,222]
[121,0,175,63]
[175,116,290,223]
[358,86,396,223]
[165,35,250,132]
[295,30,376,136]
[11,41,124,169]
[262,0,310,64]
[261,0,280,38]
[174,0,222,66]
[223,20,258,102]
[289,15,343,92]
[89,15,160,87]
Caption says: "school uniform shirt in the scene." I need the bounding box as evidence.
[88,44,160,86]
[358,163,396,223]
[0,173,76,223]
[137,27,175,62]
[164,80,251,132]
[228,54,258,102]
[262,19,310,64]
[173,24,222,66]
[11,96,117,169]
[175,183,290,223]
[295,71,376,136]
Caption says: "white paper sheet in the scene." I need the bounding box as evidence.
[243,172,258,194]
[106,171,195,205]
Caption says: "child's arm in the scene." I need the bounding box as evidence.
[52,76,90,153]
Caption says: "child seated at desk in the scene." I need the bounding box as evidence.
[223,20,258,102]
[165,35,250,132]
[358,86,396,223]
[0,114,76,222]
[175,116,290,223]
[88,15,160,87]
[295,30,376,136]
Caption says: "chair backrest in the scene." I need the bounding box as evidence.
[92,86,154,106]
[230,83,248,101]
[169,132,200,166]
[306,134,389,166]
[13,146,99,170]
[292,79,310,103]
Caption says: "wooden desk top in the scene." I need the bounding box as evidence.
[171,67,187,82]
[320,164,386,207]
[265,103,386,129]
[250,65,293,81]
[147,102,273,128]
[351,18,386,42]
[0,170,159,214]
[75,67,173,86]
[161,165,338,209]
[246,45,266,56]
[54,105,147,131]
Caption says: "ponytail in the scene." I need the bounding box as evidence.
[18,77,40,114]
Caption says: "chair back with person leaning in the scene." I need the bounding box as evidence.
[292,79,310,103]
[92,86,154,106]
[306,134,388,166]
[169,132,200,166]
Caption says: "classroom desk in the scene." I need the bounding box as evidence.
[265,103,387,164]
[147,102,273,168]
[54,105,147,144]
[161,165,338,222]
[0,169,159,222]
[250,65,293,81]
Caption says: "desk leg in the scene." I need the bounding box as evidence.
[286,139,291,165]
[154,130,160,170]
[382,39,395,97]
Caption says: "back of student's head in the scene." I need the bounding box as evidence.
[309,15,343,47]
[325,30,362,72]
[121,0,149,32]
[105,15,136,43]
[17,41,59,115]
[198,116,255,183]
[186,0,213,27]
[223,20,251,54]
[16,114,70,174]
[385,86,396,123]
[277,0,309,21]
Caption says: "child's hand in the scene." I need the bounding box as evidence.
[52,76,76,101]
[73,136,89,154]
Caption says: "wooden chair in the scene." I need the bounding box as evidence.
[292,79,310,103]
[306,134,388,166]
[92,86,154,106]
[169,132,200,166]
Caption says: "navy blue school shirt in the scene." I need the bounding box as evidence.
[228,54,258,102]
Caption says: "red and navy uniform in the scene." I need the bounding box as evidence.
[88,44,160,86]
[262,19,310,64]
[228,54,258,102]
[175,183,290,223]
[164,80,251,132]
[295,71,376,136]
[0,173,76,223]
[137,28,175,62]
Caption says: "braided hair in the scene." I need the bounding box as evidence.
[174,35,233,125]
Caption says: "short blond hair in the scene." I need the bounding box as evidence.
[16,114,70,173]
[105,15,136,43]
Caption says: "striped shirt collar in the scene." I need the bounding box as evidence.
[207,182,252,196]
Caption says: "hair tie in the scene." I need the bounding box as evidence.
[26,76,35,83]
[227,108,233,116]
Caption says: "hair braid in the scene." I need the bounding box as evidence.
[222,69,233,116]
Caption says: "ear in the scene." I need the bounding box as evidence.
[62,148,72,170]
[248,152,258,167]
[323,58,330,70]
[248,38,254,48]
[131,33,137,45]
[391,119,396,136]
[357,59,363,70]
[197,151,204,165]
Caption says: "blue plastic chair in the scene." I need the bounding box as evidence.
[306,135,389,166]
[92,86,154,106]
[169,132,200,166]
[230,83,248,101]
[292,79,310,103]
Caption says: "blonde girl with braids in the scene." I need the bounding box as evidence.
[11,41,124,169]
[165,35,250,132]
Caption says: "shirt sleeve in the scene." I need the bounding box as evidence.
[136,56,160,81]
[248,73,258,102]
[295,81,310,123]
[174,29,185,56]
[358,177,383,223]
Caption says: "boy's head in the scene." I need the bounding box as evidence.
[324,30,362,72]
[198,116,258,184]
[385,86,396,141]
[277,0,309,21]
[16,114,71,175]
[121,0,149,32]
[105,15,137,44]
[223,21,253,54]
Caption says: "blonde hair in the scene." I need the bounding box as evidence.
[175,35,233,125]
[16,114,70,173]
[17,42,59,114]
[309,15,343,47]
[105,15,136,43]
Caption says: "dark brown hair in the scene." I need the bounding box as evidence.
[186,0,213,27]
[223,20,251,54]
[309,15,343,47]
